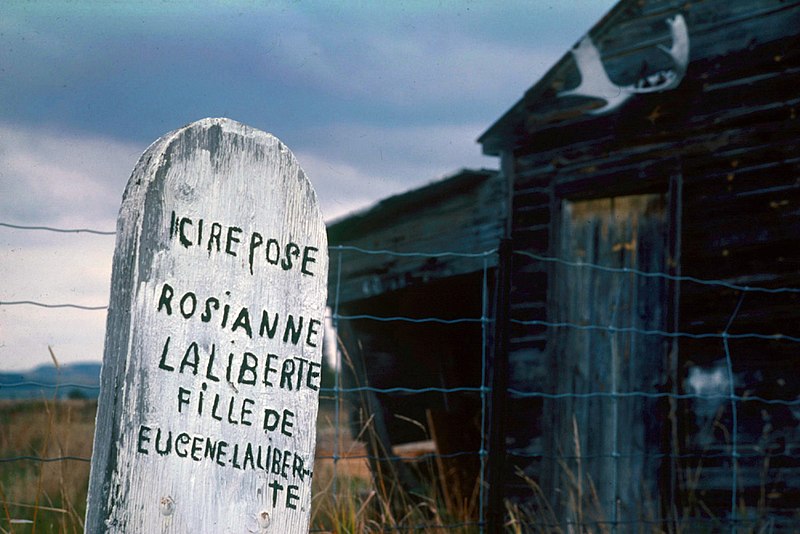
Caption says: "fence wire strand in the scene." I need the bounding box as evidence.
[3,230,800,531]
[5,382,797,406]
[0,222,116,235]
[723,293,746,533]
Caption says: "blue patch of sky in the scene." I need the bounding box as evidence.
[2,1,616,143]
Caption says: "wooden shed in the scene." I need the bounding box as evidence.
[326,168,506,498]
[478,0,800,527]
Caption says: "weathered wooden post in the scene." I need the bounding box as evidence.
[86,118,328,533]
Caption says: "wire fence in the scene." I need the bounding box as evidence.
[2,221,800,531]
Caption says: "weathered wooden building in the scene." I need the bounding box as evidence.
[326,168,505,498]
[478,0,800,527]
[328,0,800,528]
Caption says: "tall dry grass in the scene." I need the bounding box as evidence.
[311,398,481,533]
[0,398,480,533]
[6,387,793,532]
[0,399,94,533]
[310,457,480,533]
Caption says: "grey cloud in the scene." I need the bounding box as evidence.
[0,123,143,229]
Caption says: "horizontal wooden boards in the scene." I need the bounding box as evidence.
[327,169,505,305]
[481,0,800,154]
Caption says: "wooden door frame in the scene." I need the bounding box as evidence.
[542,162,684,525]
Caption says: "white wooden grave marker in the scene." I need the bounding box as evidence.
[86,118,328,533]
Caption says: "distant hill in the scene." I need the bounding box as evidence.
[0,362,101,400]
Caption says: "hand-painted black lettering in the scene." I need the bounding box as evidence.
[175,433,190,458]
[283,315,303,345]
[180,342,200,375]
[208,222,222,252]
[205,347,220,382]
[211,393,223,421]
[231,307,253,338]
[158,336,175,371]
[226,352,234,383]
[179,217,193,247]
[221,296,231,328]
[204,437,217,461]
[280,358,296,390]
[191,436,203,461]
[198,383,206,415]
[168,216,322,280]
[281,242,300,270]
[131,424,316,485]
[294,357,307,391]
[281,409,295,437]
[248,232,263,275]
[291,454,306,481]
[226,396,239,425]
[280,448,291,478]
[231,443,242,469]
[155,428,173,456]
[156,283,321,347]
[263,353,278,387]
[137,425,151,454]
[169,211,177,240]
[286,484,300,510]
[216,440,228,466]
[241,398,254,426]
[200,297,219,322]
[225,226,242,257]
[179,291,197,318]
[306,318,321,347]
[271,448,283,476]
[243,443,256,470]
[268,479,284,508]
[301,246,318,276]
[157,283,174,315]
[238,352,258,385]
[177,387,191,414]
[307,361,321,391]
[266,239,280,265]
[263,408,280,432]
[259,311,279,339]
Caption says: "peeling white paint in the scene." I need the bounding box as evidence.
[86,118,328,533]
[686,361,735,446]
[559,14,690,114]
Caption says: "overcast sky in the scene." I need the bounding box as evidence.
[0,0,616,373]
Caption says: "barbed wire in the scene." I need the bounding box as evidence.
[506,389,800,405]
[0,300,108,310]
[5,381,799,406]
[310,521,484,532]
[2,299,798,347]
[337,314,485,325]
[507,450,800,461]
[514,249,800,294]
[0,455,91,463]
[332,244,496,258]
[0,382,100,390]
[497,518,791,529]
[317,450,482,462]
[7,447,798,467]
[510,318,800,343]
[3,219,799,294]
[0,222,115,235]
[3,221,799,530]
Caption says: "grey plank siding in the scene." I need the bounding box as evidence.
[480,0,800,521]
[326,169,504,306]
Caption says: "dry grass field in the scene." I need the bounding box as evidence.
[0,399,480,533]
[8,398,787,532]
[0,399,93,533]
